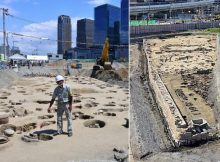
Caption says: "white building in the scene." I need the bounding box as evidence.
[47,53,63,61]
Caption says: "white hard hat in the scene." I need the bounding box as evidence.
[55,75,64,82]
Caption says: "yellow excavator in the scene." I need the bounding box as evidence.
[93,38,112,70]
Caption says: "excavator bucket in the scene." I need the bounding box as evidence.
[104,62,112,70]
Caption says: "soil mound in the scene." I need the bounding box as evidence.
[0,70,20,89]
[91,69,128,82]
[115,68,128,80]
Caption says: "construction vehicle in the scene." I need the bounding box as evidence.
[70,62,82,69]
[93,38,112,70]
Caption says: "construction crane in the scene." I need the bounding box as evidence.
[93,37,112,70]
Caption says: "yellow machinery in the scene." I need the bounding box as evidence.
[100,37,109,66]
[93,37,112,70]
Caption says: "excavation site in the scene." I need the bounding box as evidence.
[0,60,129,162]
[130,32,220,162]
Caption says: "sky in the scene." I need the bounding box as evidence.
[0,0,121,55]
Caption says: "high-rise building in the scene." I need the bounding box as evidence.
[11,46,20,55]
[121,0,129,45]
[114,21,120,45]
[130,0,144,2]
[94,4,121,46]
[0,45,10,56]
[57,15,72,56]
[77,18,94,48]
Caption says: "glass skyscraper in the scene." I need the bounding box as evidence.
[77,18,94,48]
[57,15,72,56]
[121,0,129,45]
[94,4,120,46]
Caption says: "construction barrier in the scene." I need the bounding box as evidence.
[130,20,220,36]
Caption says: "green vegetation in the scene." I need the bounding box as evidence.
[129,20,157,26]
[203,28,220,33]
[0,54,6,61]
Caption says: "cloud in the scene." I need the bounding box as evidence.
[9,17,83,55]
[15,20,57,55]
[21,20,57,38]
[16,20,57,54]
[88,0,110,6]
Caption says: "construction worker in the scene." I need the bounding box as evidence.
[48,75,73,137]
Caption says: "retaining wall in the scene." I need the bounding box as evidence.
[208,34,220,128]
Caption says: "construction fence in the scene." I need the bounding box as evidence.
[130,20,220,36]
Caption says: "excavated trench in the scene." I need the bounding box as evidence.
[84,120,105,128]
[38,114,54,119]
[98,108,124,113]
[103,112,116,116]
[21,133,54,142]
[139,33,219,151]
[78,114,94,120]
[38,133,53,141]
[0,136,9,144]
[130,43,173,161]
[36,100,51,104]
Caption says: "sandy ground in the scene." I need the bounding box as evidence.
[148,34,217,74]
[162,74,216,126]
[0,75,128,162]
[146,33,218,128]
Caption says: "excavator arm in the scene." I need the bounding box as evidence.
[93,37,112,70]
[100,37,110,66]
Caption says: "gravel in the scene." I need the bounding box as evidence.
[0,69,21,90]
[130,44,172,161]
[146,141,220,162]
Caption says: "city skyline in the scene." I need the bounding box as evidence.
[0,0,120,55]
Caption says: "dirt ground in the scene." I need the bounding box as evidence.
[146,140,220,162]
[148,34,217,74]
[130,44,172,161]
[130,36,220,161]
[146,33,218,128]
[162,74,216,127]
[0,75,128,162]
